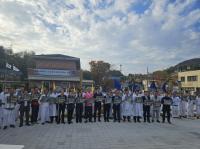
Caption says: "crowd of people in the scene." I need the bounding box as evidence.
[0,86,200,130]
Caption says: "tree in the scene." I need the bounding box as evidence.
[89,61,111,85]
[82,70,92,80]
[0,46,36,81]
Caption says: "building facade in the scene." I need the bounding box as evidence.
[28,54,81,89]
[178,70,200,92]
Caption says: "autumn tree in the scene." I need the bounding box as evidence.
[89,61,111,85]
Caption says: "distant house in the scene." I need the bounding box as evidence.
[178,70,200,93]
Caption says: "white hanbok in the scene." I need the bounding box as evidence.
[49,93,58,117]
[132,94,143,117]
[1,93,16,126]
[121,94,133,116]
[39,94,50,123]
[188,97,195,117]
[180,96,188,117]
[172,96,181,118]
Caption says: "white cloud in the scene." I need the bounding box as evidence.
[0,0,199,74]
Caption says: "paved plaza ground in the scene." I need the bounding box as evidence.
[0,118,200,149]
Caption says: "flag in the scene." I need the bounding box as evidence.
[114,79,121,90]
[6,63,12,69]
[162,82,167,93]
[73,87,76,92]
[13,65,20,71]
[91,83,94,93]
[41,81,44,93]
[53,81,56,90]
[150,81,157,90]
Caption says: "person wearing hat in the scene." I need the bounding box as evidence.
[93,88,103,122]
[161,92,173,124]
[112,90,122,122]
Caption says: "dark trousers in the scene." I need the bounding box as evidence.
[103,103,111,122]
[31,104,39,123]
[50,116,57,123]
[113,104,121,122]
[85,106,92,122]
[76,103,83,123]
[94,102,101,121]
[20,106,30,126]
[57,103,66,123]
[143,105,151,122]
[67,103,74,124]
[162,105,171,123]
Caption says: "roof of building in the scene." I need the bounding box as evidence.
[33,54,80,61]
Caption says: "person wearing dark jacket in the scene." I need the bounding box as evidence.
[19,90,31,127]
[57,90,67,124]
[142,91,152,123]
[93,89,103,122]
[161,92,173,124]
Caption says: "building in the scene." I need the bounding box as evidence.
[28,54,81,89]
[178,70,200,92]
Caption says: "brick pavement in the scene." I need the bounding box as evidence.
[0,119,200,149]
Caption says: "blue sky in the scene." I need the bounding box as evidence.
[0,0,200,74]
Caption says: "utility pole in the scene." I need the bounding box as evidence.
[120,64,122,72]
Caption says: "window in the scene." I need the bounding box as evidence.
[187,76,198,82]
[181,77,185,82]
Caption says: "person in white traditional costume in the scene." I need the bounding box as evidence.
[121,89,133,122]
[195,93,200,119]
[132,90,143,122]
[49,89,58,123]
[39,89,50,125]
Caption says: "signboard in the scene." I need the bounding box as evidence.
[28,69,79,77]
